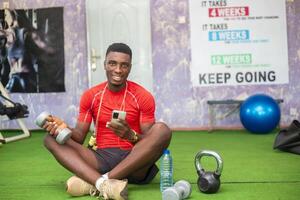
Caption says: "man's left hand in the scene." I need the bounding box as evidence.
[106,119,135,141]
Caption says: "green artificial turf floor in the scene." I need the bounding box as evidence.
[0,130,299,200]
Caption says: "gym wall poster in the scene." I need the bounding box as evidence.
[189,0,289,87]
[0,7,65,93]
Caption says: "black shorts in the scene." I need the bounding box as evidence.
[92,148,158,184]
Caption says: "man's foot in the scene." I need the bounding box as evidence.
[98,179,128,200]
[66,176,96,196]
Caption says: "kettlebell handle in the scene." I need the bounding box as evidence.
[195,150,223,176]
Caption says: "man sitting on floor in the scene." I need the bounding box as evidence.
[42,43,172,200]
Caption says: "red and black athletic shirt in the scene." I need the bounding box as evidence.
[78,81,155,150]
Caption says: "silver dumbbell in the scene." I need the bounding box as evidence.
[162,180,192,200]
[35,111,72,144]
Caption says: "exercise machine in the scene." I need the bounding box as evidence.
[0,82,30,144]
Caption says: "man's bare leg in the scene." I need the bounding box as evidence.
[44,122,171,199]
[44,122,172,182]
[44,135,101,184]
[45,135,129,200]
[108,122,172,180]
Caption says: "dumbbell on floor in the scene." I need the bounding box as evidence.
[162,180,192,200]
[35,111,72,144]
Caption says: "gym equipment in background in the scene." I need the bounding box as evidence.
[239,94,281,134]
[162,180,192,200]
[0,82,30,143]
[35,111,72,144]
[195,150,223,194]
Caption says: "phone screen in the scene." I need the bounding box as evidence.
[111,110,126,123]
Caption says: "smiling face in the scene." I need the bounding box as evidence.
[104,51,132,92]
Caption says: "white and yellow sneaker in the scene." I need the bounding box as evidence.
[66,176,128,200]
[98,179,128,200]
[66,176,96,196]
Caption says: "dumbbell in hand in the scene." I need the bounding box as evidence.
[162,180,192,200]
[35,111,72,144]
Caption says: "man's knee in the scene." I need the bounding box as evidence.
[150,122,172,143]
[43,134,56,152]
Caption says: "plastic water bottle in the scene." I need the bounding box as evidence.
[160,149,173,193]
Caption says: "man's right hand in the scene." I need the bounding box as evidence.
[43,116,68,137]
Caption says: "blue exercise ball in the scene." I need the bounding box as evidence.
[239,94,281,134]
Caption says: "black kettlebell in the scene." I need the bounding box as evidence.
[194,150,223,194]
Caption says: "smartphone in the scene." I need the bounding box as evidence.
[111,110,126,123]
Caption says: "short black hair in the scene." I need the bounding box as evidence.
[105,43,132,60]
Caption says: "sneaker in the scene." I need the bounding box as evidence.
[98,179,128,200]
[66,176,96,196]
